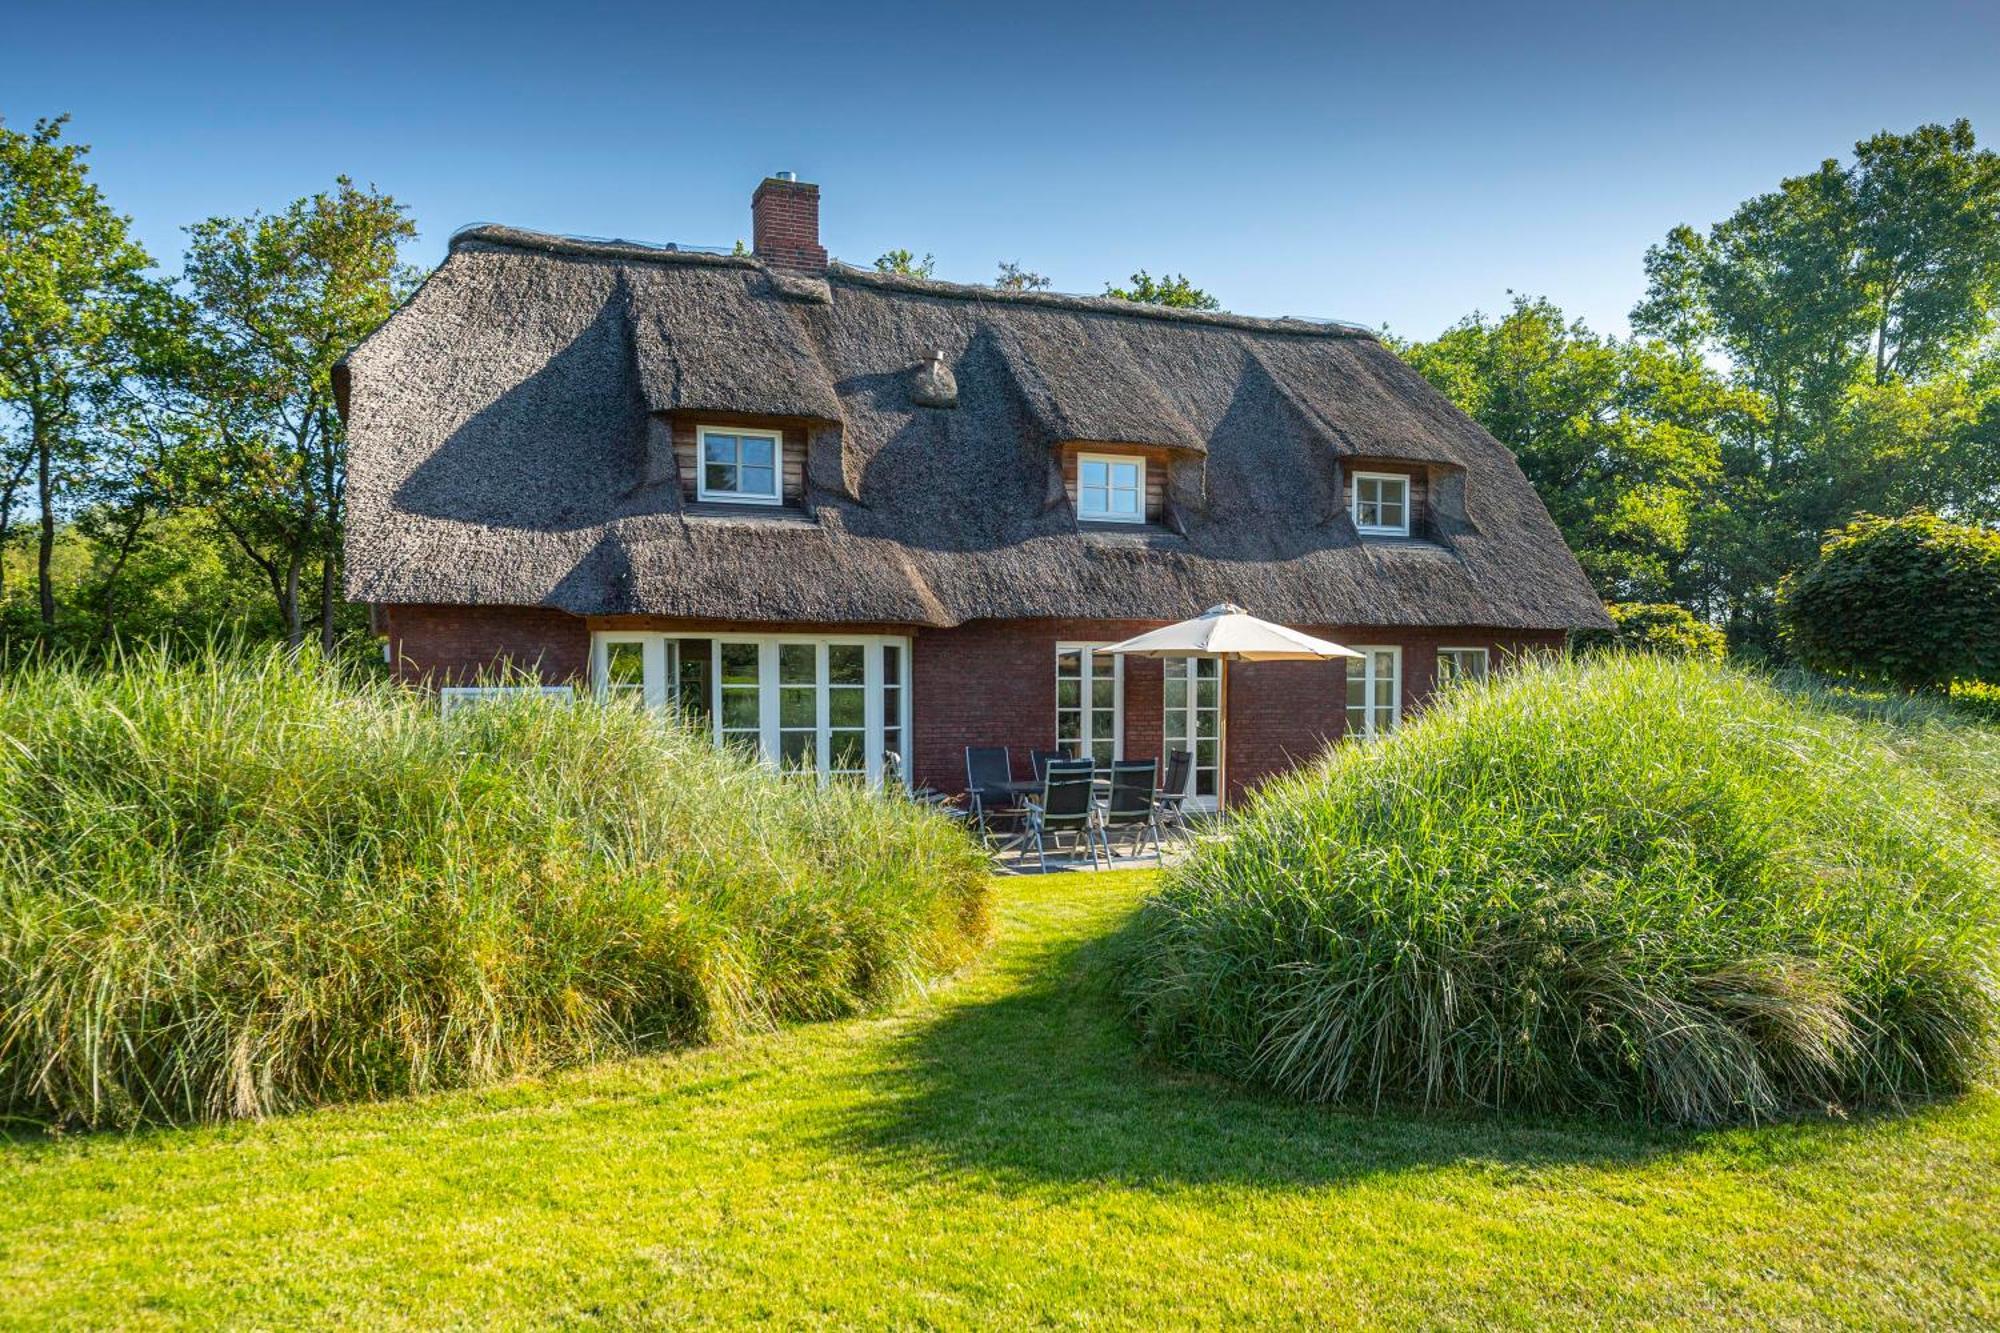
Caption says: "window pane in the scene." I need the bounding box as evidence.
[1057,678,1081,710]
[605,641,645,687]
[741,436,775,469]
[1056,650,1081,678]
[882,645,901,687]
[1109,488,1138,516]
[829,731,865,773]
[780,686,816,728]
[779,730,817,770]
[778,643,815,684]
[1057,713,1082,743]
[1091,738,1114,768]
[705,461,738,493]
[1091,674,1114,708]
[828,644,864,684]
[1164,672,1187,709]
[721,689,760,729]
[719,643,759,684]
[1110,461,1138,489]
[704,434,736,465]
[741,465,776,497]
[1081,460,1107,488]
[829,687,864,728]
[883,725,903,760]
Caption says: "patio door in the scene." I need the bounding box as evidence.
[1162,656,1223,811]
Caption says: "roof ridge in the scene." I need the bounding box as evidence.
[445,223,1375,341]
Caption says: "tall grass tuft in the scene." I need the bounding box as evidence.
[1125,655,2000,1126]
[0,647,989,1128]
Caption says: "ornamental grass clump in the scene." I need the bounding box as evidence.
[0,648,988,1128]
[1126,654,1999,1126]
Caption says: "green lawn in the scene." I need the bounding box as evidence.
[3,868,1995,1329]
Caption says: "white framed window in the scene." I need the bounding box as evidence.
[593,630,910,787]
[696,425,784,505]
[1077,453,1146,524]
[1056,642,1123,767]
[1162,656,1223,811]
[440,684,574,717]
[1344,646,1401,741]
[1351,471,1411,536]
[1435,647,1489,688]
[591,636,677,709]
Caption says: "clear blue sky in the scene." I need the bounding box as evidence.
[7,0,1999,337]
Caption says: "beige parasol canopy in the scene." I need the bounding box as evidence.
[1097,604,1363,662]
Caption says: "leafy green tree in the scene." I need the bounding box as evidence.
[1104,270,1219,310]
[1570,602,1727,661]
[1631,119,2000,650]
[1396,295,1747,603]
[995,260,1050,292]
[0,115,156,636]
[873,249,935,278]
[1778,511,2000,692]
[165,178,415,650]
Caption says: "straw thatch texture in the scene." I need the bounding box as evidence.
[341,227,1606,630]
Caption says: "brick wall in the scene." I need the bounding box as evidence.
[380,604,590,686]
[379,605,1564,804]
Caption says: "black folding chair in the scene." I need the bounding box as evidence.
[964,745,1025,845]
[1156,749,1194,841]
[884,750,958,816]
[1029,748,1070,783]
[1025,757,1104,871]
[1101,759,1164,862]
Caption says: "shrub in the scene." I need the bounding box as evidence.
[1124,655,1999,1126]
[1952,680,2000,726]
[1779,511,2000,693]
[1571,601,1726,662]
[0,648,989,1128]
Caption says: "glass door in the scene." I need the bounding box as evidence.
[1162,656,1222,810]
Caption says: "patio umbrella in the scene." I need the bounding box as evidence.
[1097,604,1363,661]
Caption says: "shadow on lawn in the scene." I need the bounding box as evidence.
[833,905,1863,1189]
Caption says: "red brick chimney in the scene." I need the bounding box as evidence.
[751,173,827,272]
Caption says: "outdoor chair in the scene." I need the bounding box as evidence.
[1028,748,1071,783]
[1024,757,1105,871]
[1101,758,1164,862]
[964,745,1026,845]
[884,750,958,817]
[1156,749,1195,841]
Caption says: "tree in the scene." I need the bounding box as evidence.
[1570,602,1727,662]
[1778,511,2000,692]
[1631,119,2000,650]
[873,249,935,278]
[1395,295,1746,604]
[994,260,1050,292]
[1104,270,1218,310]
[0,115,155,637]
[167,178,415,650]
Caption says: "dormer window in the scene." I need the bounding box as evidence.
[1078,453,1146,524]
[697,425,783,505]
[1351,471,1410,537]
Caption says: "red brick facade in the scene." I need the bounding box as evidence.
[381,604,1562,806]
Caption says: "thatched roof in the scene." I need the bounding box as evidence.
[341,226,1608,631]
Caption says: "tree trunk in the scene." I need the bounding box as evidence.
[319,548,337,654]
[282,547,304,650]
[35,417,56,632]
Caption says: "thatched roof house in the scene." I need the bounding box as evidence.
[342,175,1606,807]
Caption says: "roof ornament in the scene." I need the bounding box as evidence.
[912,348,958,409]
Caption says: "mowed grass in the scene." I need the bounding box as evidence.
[3,869,1995,1329]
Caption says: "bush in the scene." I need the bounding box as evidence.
[1124,655,1999,1126]
[0,648,989,1128]
[1570,601,1726,662]
[1779,511,2000,693]
[1952,680,2000,726]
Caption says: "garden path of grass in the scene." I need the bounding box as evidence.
[3,868,1995,1329]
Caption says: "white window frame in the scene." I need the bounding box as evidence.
[1055,641,1125,765]
[590,630,911,787]
[1344,645,1402,742]
[695,425,785,506]
[1161,655,1225,812]
[1435,646,1489,688]
[1076,452,1147,524]
[590,636,678,709]
[1351,471,1411,537]
[440,684,574,716]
